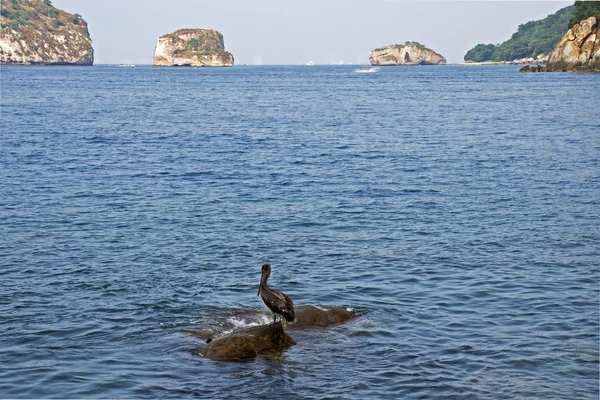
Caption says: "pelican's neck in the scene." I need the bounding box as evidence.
[260,270,270,291]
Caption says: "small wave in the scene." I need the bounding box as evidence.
[355,67,379,73]
[220,314,271,335]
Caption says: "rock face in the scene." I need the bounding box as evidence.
[370,42,446,66]
[153,29,234,67]
[546,17,600,72]
[0,0,93,65]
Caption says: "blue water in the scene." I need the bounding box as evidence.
[1,65,598,399]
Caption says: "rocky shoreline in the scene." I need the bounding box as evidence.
[459,55,548,66]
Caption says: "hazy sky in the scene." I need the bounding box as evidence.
[51,0,572,65]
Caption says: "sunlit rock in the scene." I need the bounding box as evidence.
[0,0,93,65]
[369,42,446,66]
[547,17,600,72]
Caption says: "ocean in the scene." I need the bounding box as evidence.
[1,64,598,399]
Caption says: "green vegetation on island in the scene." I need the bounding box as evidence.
[160,29,225,58]
[373,41,431,52]
[464,5,574,62]
[568,1,600,28]
[0,0,81,31]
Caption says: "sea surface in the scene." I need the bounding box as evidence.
[1,64,598,399]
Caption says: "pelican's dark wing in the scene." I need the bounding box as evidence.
[261,288,295,322]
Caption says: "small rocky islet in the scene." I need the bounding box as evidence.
[369,41,446,66]
[153,28,234,67]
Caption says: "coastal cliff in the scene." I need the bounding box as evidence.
[153,29,234,67]
[369,42,446,66]
[546,16,600,72]
[0,0,93,65]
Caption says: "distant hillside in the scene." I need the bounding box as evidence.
[464,5,574,62]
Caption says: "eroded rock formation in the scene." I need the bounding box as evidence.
[370,42,446,66]
[546,16,600,72]
[0,0,93,65]
[153,29,234,67]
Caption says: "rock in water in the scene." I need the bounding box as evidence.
[519,65,532,72]
[204,323,296,360]
[369,42,446,66]
[198,305,355,360]
[290,305,355,328]
[546,17,600,72]
[0,0,93,65]
[519,64,547,72]
[153,29,234,67]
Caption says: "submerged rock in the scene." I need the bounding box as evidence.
[0,0,93,65]
[204,322,296,360]
[546,17,600,72]
[153,28,234,67]
[369,42,446,66]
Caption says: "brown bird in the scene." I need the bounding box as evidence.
[257,264,295,324]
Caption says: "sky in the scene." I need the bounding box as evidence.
[50,0,573,65]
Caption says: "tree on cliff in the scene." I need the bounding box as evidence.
[568,1,600,28]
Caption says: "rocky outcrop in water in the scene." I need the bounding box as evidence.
[369,42,446,66]
[518,64,548,72]
[204,323,296,360]
[290,305,355,327]
[546,16,600,72]
[153,29,234,67]
[199,306,355,360]
[0,0,93,65]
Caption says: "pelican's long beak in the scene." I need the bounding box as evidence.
[257,286,261,296]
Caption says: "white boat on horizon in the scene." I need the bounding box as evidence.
[306,61,314,66]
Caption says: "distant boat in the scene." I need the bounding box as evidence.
[306,61,314,66]
[119,64,136,67]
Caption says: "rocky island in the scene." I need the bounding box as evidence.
[369,42,446,66]
[153,29,234,67]
[0,0,93,65]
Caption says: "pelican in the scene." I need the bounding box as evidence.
[257,264,295,324]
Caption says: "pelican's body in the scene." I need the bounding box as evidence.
[258,264,295,324]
